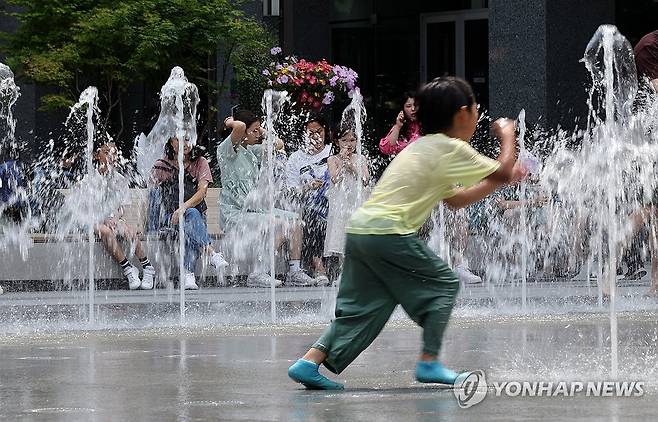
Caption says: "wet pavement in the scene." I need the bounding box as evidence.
[1,312,657,421]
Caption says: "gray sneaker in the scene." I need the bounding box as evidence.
[285,270,316,287]
[247,273,283,288]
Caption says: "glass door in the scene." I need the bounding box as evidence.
[421,9,489,110]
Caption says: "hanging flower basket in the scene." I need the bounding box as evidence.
[262,47,359,112]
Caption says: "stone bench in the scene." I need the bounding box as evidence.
[1,187,289,289]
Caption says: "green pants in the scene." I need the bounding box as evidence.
[313,233,460,374]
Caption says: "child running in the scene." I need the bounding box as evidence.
[287,76,525,390]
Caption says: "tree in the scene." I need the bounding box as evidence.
[1,0,273,141]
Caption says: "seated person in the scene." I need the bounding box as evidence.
[219,110,320,287]
[285,115,333,285]
[150,136,228,290]
[93,141,156,290]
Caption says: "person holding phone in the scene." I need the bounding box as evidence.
[379,91,421,156]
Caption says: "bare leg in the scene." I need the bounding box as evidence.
[133,238,146,260]
[302,348,327,365]
[420,352,436,362]
[119,221,146,260]
[313,257,326,275]
[289,223,303,260]
[95,224,126,263]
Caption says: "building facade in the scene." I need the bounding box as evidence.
[273,0,656,131]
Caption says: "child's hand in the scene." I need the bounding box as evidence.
[171,206,188,226]
[510,162,528,184]
[492,118,516,140]
[342,156,357,173]
[303,179,324,192]
[274,138,285,152]
[339,148,352,160]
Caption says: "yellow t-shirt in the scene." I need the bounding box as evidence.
[347,133,500,235]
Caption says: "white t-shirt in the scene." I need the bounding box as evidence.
[285,144,332,189]
[285,144,332,218]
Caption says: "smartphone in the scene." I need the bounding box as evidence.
[231,104,241,117]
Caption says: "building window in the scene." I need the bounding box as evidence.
[263,0,280,16]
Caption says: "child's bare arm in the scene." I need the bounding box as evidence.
[445,163,526,209]
[444,179,501,209]
[486,118,517,183]
[328,156,342,184]
[224,116,246,145]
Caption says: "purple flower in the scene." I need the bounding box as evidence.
[332,65,359,92]
[329,76,339,87]
[348,87,361,98]
[262,69,270,76]
[276,75,289,84]
[270,46,282,55]
[287,65,295,72]
[322,92,335,105]
[267,80,273,86]
[275,64,283,70]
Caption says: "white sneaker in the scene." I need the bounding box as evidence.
[124,265,141,290]
[246,272,283,288]
[141,266,156,290]
[455,264,482,284]
[184,271,199,290]
[0,285,3,295]
[314,274,331,287]
[209,251,229,270]
[286,270,316,287]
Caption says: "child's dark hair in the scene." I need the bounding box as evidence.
[333,123,356,141]
[164,136,203,161]
[416,77,475,134]
[305,113,332,145]
[232,109,261,130]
